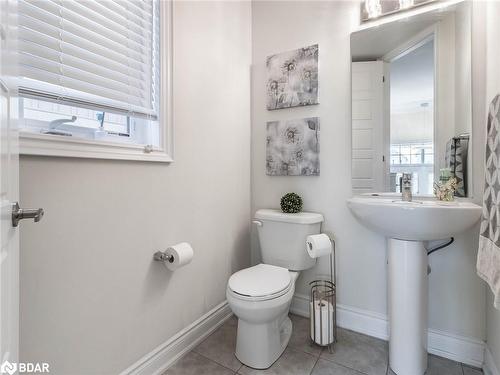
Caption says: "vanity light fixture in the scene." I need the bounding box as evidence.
[361,0,439,22]
[358,0,462,28]
[364,0,382,19]
[399,0,415,9]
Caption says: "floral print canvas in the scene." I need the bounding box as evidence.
[266,117,320,176]
[266,44,319,110]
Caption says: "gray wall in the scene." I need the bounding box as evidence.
[18,2,252,374]
[251,0,486,341]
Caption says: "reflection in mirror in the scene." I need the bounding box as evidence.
[390,37,434,195]
[351,1,472,197]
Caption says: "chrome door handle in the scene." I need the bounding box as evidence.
[12,202,44,227]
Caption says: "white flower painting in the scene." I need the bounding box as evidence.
[266,44,319,110]
[266,117,320,176]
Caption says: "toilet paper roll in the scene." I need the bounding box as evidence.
[164,242,194,271]
[310,300,335,346]
[306,234,332,259]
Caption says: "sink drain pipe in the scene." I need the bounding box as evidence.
[426,237,454,274]
[427,237,454,255]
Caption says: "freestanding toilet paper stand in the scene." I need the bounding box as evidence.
[309,237,337,353]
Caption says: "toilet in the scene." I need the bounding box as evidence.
[226,208,323,369]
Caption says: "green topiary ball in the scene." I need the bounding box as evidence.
[280,192,303,213]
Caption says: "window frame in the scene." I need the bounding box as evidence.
[390,142,434,166]
[18,1,173,163]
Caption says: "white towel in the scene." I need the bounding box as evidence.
[478,94,500,309]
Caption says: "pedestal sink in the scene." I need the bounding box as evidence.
[347,196,482,375]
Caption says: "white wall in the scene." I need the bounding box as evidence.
[435,9,455,175]
[482,0,500,372]
[455,1,472,138]
[251,0,485,342]
[18,2,252,374]
[487,291,500,372]
[434,2,472,191]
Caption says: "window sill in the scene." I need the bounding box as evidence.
[19,131,173,163]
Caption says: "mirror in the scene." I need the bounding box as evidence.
[350,1,472,197]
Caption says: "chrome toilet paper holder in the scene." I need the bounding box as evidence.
[154,251,174,263]
[153,242,194,271]
[309,236,337,352]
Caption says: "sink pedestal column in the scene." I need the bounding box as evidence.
[388,238,428,375]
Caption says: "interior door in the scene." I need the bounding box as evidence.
[0,1,20,369]
[351,61,386,194]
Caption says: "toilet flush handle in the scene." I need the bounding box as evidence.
[252,220,263,227]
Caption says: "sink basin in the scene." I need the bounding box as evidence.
[347,196,482,241]
[347,195,482,375]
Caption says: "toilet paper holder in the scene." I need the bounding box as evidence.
[309,237,337,352]
[154,251,174,263]
[153,243,194,271]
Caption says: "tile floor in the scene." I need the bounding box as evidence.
[165,314,483,375]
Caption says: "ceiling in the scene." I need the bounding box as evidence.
[390,37,435,144]
[390,38,434,109]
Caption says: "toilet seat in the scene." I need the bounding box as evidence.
[228,264,292,301]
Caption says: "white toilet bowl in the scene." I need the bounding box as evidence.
[227,209,323,369]
[226,264,299,369]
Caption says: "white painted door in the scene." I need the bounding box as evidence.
[351,61,386,194]
[0,1,19,370]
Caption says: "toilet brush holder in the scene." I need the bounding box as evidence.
[309,240,337,352]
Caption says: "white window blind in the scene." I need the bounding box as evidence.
[18,0,160,119]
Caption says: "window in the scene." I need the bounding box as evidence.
[17,0,172,162]
[390,143,434,166]
[390,142,434,194]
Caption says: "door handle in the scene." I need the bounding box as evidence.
[12,202,44,227]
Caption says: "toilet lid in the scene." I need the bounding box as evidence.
[228,264,292,298]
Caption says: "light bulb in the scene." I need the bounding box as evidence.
[365,0,382,19]
[399,0,415,9]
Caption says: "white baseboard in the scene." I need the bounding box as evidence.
[484,346,500,375]
[427,328,485,368]
[120,301,232,375]
[290,293,485,368]
[290,292,389,340]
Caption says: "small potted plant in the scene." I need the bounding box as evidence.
[280,192,303,213]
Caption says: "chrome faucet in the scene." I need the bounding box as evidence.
[401,173,412,202]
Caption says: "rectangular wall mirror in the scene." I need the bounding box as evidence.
[350,1,472,197]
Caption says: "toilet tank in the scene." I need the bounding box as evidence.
[254,209,323,271]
